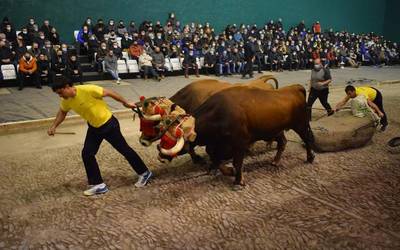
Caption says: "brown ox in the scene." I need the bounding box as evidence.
[139,75,279,144]
[169,75,279,114]
[165,84,314,189]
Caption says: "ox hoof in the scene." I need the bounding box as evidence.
[271,160,282,168]
[219,164,236,176]
[208,168,219,176]
[232,184,245,191]
[192,155,206,165]
[307,153,315,163]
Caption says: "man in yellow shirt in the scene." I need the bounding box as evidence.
[335,85,388,131]
[47,77,152,196]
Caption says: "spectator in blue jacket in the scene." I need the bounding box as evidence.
[77,25,92,55]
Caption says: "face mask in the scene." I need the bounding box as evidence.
[6,27,11,31]
[30,21,34,25]
[62,48,67,52]
[314,64,322,71]
[101,46,106,49]
[87,20,91,25]
[113,45,118,48]
[23,31,27,34]
[25,56,31,60]
[40,36,45,39]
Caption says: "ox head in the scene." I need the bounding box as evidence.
[136,96,168,146]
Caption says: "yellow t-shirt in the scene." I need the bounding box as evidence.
[60,85,112,128]
[355,86,377,101]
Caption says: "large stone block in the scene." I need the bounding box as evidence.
[311,110,377,152]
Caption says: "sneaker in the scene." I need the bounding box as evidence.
[327,110,335,116]
[83,183,108,196]
[380,124,387,132]
[135,170,153,188]
[116,79,121,84]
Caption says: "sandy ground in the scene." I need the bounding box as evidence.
[0,84,400,249]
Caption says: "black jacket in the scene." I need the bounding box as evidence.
[244,41,256,59]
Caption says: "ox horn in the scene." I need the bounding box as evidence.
[261,75,279,89]
[142,114,162,121]
[160,137,185,156]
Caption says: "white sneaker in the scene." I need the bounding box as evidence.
[135,170,153,188]
[116,79,120,84]
[83,183,108,196]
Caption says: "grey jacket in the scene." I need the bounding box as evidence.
[104,55,117,71]
[310,67,331,90]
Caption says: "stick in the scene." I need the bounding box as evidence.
[54,132,76,135]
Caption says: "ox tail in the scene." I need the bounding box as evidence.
[259,75,279,89]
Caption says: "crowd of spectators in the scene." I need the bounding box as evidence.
[1,13,399,89]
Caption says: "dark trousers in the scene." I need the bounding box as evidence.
[19,71,40,88]
[142,65,158,78]
[242,58,253,77]
[372,88,388,126]
[307,87,332,120]
[82,116,148,185]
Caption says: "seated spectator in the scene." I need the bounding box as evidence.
[41,40,56,62]
[104,50,121,84]
[152,46,166,78]
[34,31,46,48]
[18,27,32,46]
[26,17,36,34]
[95,42,108,72]
[36,53,51,85]
[287,49,299,71]
[138,50,160,81]
[77,25,91,55]
[182,48,199,78]
[231,47,244,74]
[18,52,40,90]
[349,50,360,67]
[326,48,337,68]
[128,40,143,60]
[49,27,60,45]
[13,36,27,63]
[28,41,41,58]
[268,47,282,71]
[82,17,93,32]
[3,24,16,46]
[121,32,132,50]
[67,54,83,85]
[93,19,106,41]
[87,34,99,64]
[204,48,217,75]
[51,49,67,78]
[108,19,116,33]
[217,50,232,76]
[39,19,53,40]
[128,21,137,35]
[117,20,127,37]
[0,39,14,66]
[111,42,123,59]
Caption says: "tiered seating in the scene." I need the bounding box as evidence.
[127,59,139,73]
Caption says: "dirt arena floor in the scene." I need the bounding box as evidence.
[0,84,400,249]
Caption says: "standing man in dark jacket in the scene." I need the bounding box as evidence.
[307,58,334,120]
[242,36,256,78]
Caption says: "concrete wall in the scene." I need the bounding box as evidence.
[0,0,388,43]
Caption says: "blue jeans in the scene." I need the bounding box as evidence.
[106,68,119,80]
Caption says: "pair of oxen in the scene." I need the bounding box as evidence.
[134,75,315,189]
